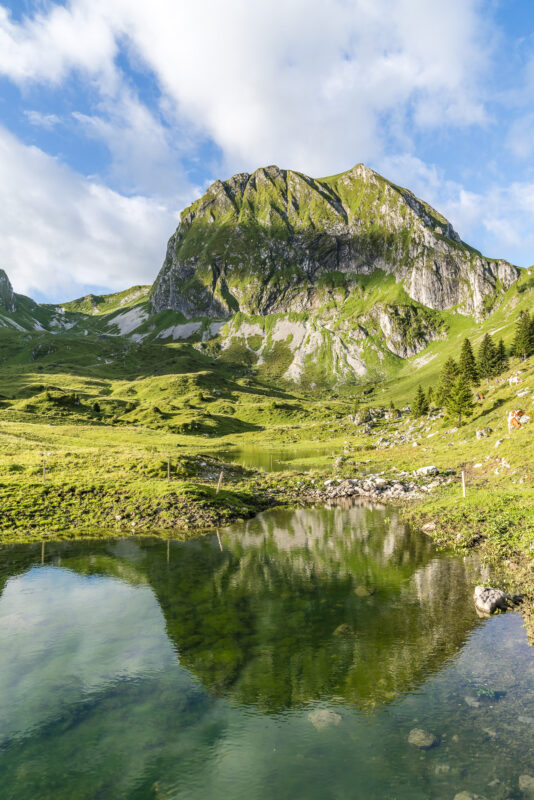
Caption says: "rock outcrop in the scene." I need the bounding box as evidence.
[0,270,15,313]
[152,163,519,321]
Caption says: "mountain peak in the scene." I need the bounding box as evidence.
[152,161,518,321]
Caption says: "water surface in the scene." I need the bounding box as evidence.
[1,504,533,799]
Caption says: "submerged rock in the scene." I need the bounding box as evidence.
[519,774,534,795]
[307,708,342,731]
[408,728,439,749]
[333,623,354,636]
[473,586,509,615]
[453,793,488,800]
[354,585,375,597]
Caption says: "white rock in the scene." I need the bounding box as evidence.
[473,586,509,614]
[416,465,439,476]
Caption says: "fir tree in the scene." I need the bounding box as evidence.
[512,311,534,361]
[459,337,479,385]
[426,386,434,406]
[389,400,395,410]
[412,385,429,417]
[477,333,497,379]
[495,338,508,375]
[445,376,475,427]
[435,357,459,406]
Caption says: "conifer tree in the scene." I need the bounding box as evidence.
[495,338,508,374]
[426,386,434,406]
[477,333,497,379]
[445,376,475,427]
[435,357,459,406]
[459,337,479,385]
[412,385,429,417]
[512,311,534,361]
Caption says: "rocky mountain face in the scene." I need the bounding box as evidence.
[151,164,519,320]
[0,270,15,313]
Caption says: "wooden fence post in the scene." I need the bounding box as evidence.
[216,471,224,494]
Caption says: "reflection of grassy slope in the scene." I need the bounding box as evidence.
[109,508,480,711]
[0,507,479,713]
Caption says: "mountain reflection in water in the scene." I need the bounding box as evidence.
[1,503,528,800]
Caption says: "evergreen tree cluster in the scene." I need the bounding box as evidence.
[511,311,534,361]
[408,309,534,425]
[414,330,510,425]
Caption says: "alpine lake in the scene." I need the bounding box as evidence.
[1,502,533,800]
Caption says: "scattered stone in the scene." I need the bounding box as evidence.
[476,427,492,439]
[518,716,534,725]
[434,763,451,775]
[307,708,342,731]
[422,521,436,533]
[408,728,439,749]
[333,623,354,636]
[473,586,510,615]
[519,775,534,795]
[473,463,483,469]
[494,439,503,448]
[453,793,488,800]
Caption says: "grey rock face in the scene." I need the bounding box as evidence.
[0,270,15,313]
[151,163,519,321]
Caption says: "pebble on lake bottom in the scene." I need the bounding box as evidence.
[408,728,439,749]
[307,709,342,731]
[519,774,534,795]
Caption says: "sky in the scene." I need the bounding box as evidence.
[1,0,534,302]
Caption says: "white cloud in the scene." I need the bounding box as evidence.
[0,0,493,177]
[24,110,61,129]
[0,125,181,300]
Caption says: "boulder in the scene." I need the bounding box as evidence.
[473,586,509,615]
[416,465,439,476]
[408,728,439,749]
[476,427,492,439]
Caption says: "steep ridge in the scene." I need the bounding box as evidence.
[151,164,518,319]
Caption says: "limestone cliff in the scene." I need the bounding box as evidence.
[151,163,519,320]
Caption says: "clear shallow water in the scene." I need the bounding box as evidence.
[216,444,338,471]
[0,505,533,799]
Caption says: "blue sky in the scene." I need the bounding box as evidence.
[1,0,534,302]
